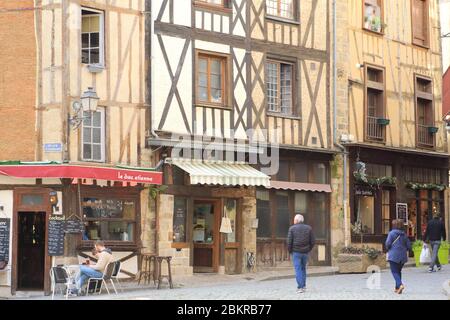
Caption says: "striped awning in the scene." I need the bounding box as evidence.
[171,158,270,187]
[268,180,332,193]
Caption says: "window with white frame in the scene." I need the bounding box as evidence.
[267,60,294,115]
[82,108,105,162]
[81,8,104,65]
[266,0,295,20]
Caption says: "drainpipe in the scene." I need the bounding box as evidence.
[332,0,349,247]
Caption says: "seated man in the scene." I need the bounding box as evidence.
[75,240,113,295]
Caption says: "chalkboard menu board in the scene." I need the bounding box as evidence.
[0,218,10,262]
[48,218,65,256]
[173,198,187,243]
[396,203,408,225]
[64,220,85,233]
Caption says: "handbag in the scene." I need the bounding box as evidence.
[420,244,431,264]
[0,260,7,270]
[219,212,233,234]
[386,235,401,261]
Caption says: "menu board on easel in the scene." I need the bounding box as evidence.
[0,218,10,262]
[396,203,408,225]
[48,217,65,256]
[64,219,85,234]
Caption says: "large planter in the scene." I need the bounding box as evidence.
[337,253,387,273]
[438,245,449,265]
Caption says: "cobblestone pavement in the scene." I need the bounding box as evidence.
[59,266,449,300]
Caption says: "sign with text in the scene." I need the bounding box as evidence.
[48,217,65,256]
[64,220,85,234]
[0,218,10,262]
[44,143,63,153]
[396,203,408,225]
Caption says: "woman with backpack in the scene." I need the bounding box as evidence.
[385,219,411,294]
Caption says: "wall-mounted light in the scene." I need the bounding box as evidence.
[68,87,100,129]
[356,63,365,69]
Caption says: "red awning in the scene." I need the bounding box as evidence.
[268,180,332,193]
[0,164,162,185]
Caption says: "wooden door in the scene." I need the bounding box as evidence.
[12,188,52,295]
[192,200,220,273]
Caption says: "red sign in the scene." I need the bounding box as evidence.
[0,165,162,185]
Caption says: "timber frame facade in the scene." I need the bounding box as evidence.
[335,0,449,250]
[148,0,334,275]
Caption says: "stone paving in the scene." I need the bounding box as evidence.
[19,265,450,300]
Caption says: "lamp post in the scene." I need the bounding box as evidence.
[68,87,100,129]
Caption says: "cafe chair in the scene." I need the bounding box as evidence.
[50,266,71,300]
[86,262,117,296]
[111,260,123,293]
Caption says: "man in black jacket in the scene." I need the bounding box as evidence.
[424,213,447,272]
[287,214,315,293]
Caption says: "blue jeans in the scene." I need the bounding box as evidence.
[389,261,404,290]
[429,241,441,270]
[292,252,308,289]
[77,265,103,290]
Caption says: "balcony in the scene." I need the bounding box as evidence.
[366,116,385,141]
[417,124,435,148]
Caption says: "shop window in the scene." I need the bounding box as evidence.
[364,0,383,33]
[275,192,290,238]
[276,160,290,181]
[224,199,237,243]
[82,196,136,242]
[358,195,375,234]
[82,8,104,65]
[82,108,105,162]
[173,197,187,243]
[267,60,294,116]
[256,190,271,238]
[310,193,327,239]
[412,0,429,47]
[266,0,296,20]
[193,203,214,243]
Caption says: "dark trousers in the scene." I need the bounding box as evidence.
[389,261,404,289]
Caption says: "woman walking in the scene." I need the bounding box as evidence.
[385,219,411,294]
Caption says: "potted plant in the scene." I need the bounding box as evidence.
[438,241,449,265]
[427,126,439,134]
[412,240,423,267]
[337,246,386,273]
[377,118,390,126]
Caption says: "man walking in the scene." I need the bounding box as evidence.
[287,214,315,294]
[424,213,447,272]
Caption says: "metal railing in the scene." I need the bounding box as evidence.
[366,116,384,140]
[417,124,434,147]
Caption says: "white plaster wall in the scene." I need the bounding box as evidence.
[0,190,13,286]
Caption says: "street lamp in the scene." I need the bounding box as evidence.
[68,87,100,129]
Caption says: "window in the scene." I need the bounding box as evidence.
[256,190,271,238]
[266,0,295,20]
[310,193,327,239]
[411,0,429,47]
[382,190,390,234]
[415,76,434,148]
[195,0,231,9]
[267,60,294,115]
[404,166,442,184]
[82,9,104,65]
[277,160,290,181]
[82,196,137,242]
[365,66,385,141]
[196,52,229,107]
[275,192,290,238]
[364,0,383,33]
[359,195,375,234]
[173,198,188,243]
[273,159,329,184]
[82,108,105,162]
[365,163,392,178]
[310,163,327,184]
[294,162,308,183]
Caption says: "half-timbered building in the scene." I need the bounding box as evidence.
[335,0,449,249]
[149,0,334,275]
[0,1,162,296]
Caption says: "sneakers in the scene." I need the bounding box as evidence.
[428,268,436,273]
[296,288,306,294]
[437,266,442,271]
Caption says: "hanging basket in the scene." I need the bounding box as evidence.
[376,118,390,126]
[428,126,439,134]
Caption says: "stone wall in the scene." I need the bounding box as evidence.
[241,196,257,273]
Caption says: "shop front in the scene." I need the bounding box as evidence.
[157,158,270,276]
[0,162,162,295]
[348,147,449,247]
